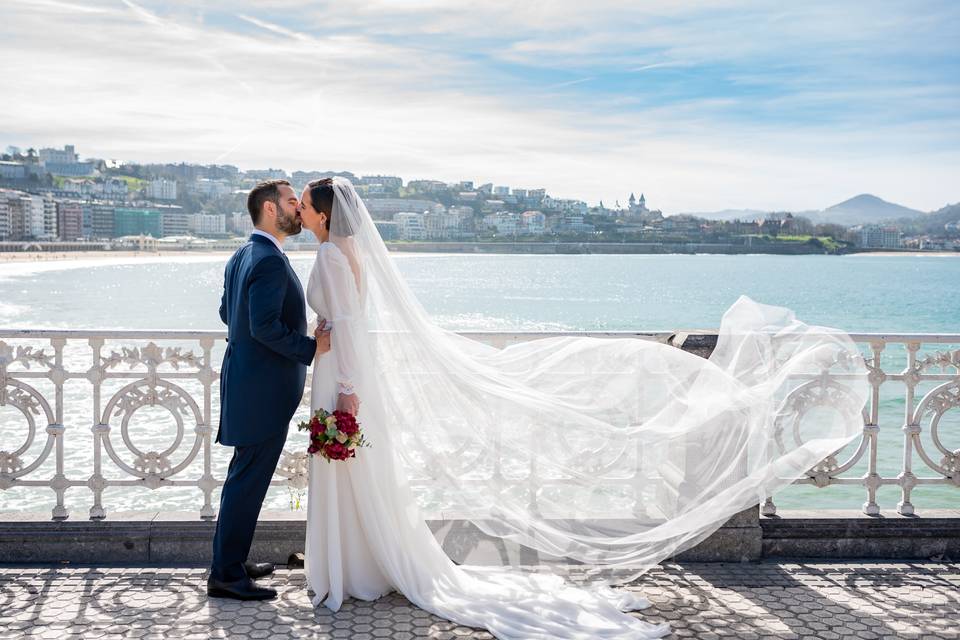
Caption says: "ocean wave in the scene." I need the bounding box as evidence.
[0,254,229,281]
[0,301,28,323]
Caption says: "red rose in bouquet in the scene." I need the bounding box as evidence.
[333,410,359,436]
[324,442,351,460]
[297,408,370,463]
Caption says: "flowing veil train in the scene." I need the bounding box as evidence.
[303,177,869,639]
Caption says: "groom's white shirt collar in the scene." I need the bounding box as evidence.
[251,229,285,254]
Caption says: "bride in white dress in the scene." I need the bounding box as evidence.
[296,177,868,639]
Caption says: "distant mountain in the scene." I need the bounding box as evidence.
[808,194,925,226]
[892,202,960,234]
[680,194,929,227]
[925,202,960,222]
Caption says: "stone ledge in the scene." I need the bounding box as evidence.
[0,509,759,565]
[1,508,957,564]
[761,509,960,560]
[668,330,719,358]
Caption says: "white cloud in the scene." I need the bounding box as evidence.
[1,0,957,212]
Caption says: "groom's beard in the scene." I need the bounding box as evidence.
[275,209,303,235]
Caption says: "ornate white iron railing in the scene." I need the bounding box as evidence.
[763,333,960,517]
[0,329,957,520]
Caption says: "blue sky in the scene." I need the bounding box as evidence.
[2,0,958,212]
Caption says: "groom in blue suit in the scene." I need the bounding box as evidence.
[208,179,330,601]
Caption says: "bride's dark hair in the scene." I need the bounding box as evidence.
[307,178,355,236]
[306,179,335,229]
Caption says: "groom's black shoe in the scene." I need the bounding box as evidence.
[243,561,275,580]
[207,576,277,601]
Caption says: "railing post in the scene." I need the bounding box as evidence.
[862,340,885,516]
[199,337,216,520]
[88,337,107,520]
[49,337,68,520]
[898,341,921,516]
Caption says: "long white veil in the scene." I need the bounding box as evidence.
[325,176,869,577]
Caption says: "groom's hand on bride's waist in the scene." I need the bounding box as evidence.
[314,320,332,356]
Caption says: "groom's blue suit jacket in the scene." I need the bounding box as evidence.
[217,233,315,446]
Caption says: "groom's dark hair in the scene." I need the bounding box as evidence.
[247,179,291,225]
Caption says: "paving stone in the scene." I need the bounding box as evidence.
[3,561,960,638]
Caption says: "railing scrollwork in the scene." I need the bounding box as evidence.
[1,330,957,520]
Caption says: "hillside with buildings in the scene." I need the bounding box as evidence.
[1,144,957,253]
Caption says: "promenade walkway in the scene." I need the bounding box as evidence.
[1,561,957,639]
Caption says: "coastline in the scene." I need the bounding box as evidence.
[0,247,957,263]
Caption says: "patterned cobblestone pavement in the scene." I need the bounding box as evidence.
[1,561,958,639]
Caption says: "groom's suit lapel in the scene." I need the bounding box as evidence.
[286,256,305,302]
[248,233,305,311]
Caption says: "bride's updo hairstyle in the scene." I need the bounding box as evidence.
[307,178,355,237]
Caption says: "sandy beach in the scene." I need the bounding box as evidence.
[0,250,324,263]
[848,250,960,257]
[0,250,222,263]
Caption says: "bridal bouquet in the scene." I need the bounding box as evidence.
[298,409,369,462]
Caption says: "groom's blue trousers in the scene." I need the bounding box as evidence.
[210,432,287,582]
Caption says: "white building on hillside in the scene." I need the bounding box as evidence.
[147,179,178,200]
[39,145,96,176]
[189,213,226,236]
[39,145,78,165]
[559,215,595,234]
[482,211,521,235]
[230,212,255,236]
[542,196,587,214]
[359,175,402,189]
[366,198,441,219]
[394,212,426,240]
[189,179,233,198]
[521,210,546,235]
[245,169,288,180]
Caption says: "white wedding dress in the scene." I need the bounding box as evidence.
[304,240,665,638]
[302,179,869,639]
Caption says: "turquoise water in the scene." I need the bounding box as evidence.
[0,252,957,515]
[1,252,956,333]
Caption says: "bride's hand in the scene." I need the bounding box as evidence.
[314,320,331,356]
[336,392,360,416]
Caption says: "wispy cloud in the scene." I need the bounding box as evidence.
[237,13,308,40]
[545,77,596,90]
[631,62,688,73]
[8,0,108,14]
[1,0,957,212]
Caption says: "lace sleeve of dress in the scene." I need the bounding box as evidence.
[317,244,362,397]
